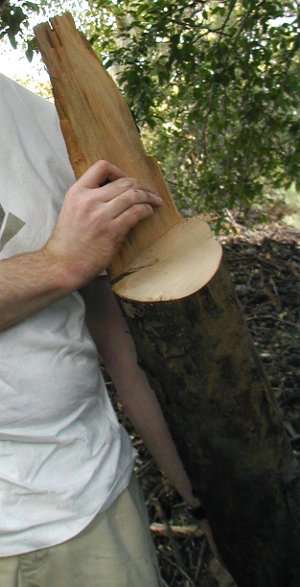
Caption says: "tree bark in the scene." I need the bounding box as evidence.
[35,13,300,586]
[121,263,300,586]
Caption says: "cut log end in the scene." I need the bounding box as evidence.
[111,216,223,302]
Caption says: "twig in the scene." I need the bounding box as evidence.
[248,315,300,330]
[194,538,207,584]
[153,499,186,570]
[159,549,198,587]
[150,522,203,538]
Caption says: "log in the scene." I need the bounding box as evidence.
[35,14,300,586]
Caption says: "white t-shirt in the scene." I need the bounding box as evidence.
[0,74,135,556]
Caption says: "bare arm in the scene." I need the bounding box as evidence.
[0,250,72,331]
[0,160,162,332]
[82,275,200,507]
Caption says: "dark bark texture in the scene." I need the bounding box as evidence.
[119,261,300,586]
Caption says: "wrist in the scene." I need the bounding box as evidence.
[41,246,77,293]
[182,487,207,520]
[187,503,207,521]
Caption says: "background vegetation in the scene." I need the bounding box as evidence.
[1,0,299,225]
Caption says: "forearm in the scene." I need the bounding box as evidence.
[0,250,71,331]
[83,277,199,506]
[113,367,199,507]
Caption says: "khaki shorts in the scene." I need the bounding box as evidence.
[0,474,161,587]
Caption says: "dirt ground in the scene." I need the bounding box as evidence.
[108,218,300,587]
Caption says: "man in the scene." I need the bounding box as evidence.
[0,13,213,587]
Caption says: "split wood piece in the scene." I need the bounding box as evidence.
[34,12,222,291]
[35,13,300,586]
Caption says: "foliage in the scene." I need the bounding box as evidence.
[0,1,39,58]
[13,73,52,98]
[1,0,300,217]
[0,1,90,59]
[86,0,300,216]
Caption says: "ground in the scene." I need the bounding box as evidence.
[108,217,300,587]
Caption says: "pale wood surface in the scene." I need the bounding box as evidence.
[35,13,222,292]
[113,216,222,301]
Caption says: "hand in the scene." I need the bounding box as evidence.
[44,160,162,289]
[187,499,222,562]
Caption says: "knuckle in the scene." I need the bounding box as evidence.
[91,159,111,179]
[120,178,132,190]
[67,190,102,222]
[67,184,88,200]
[120,177,137,190]
[132,203,152,219]
[131,204,142,218]
[128,189,143,204]
[95,159,109,172]
[79,195,93,215]
[66,184,77,199]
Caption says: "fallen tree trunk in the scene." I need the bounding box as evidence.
[35,14,300,586]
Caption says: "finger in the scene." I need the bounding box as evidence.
[109,189,162,218]
[75,160,126,190]
[114,202,154,235]
[92,176,159,202]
